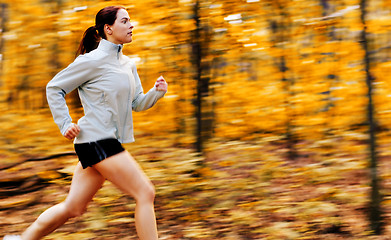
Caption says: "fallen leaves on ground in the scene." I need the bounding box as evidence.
[1,111,391,239]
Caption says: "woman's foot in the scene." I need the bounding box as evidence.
[3,235,21,240]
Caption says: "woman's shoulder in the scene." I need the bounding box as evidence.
[73,50,106,69]
[78,48,107,61]
[121,55,138,69]
[122,54,136,63]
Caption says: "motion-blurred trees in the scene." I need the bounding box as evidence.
[360,0,382,234]
[2,0,391,238]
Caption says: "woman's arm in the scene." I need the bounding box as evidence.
[131,64,167,112]
[46,55,96,137]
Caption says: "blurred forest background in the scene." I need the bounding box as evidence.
[1,0,391,239]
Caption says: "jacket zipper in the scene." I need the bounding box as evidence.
[117,50,131,141]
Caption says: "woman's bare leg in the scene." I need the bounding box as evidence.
[93,151,158,240]
[21,162,105,240]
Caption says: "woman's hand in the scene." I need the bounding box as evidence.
[64,123,80,140]
[155,76,168,92]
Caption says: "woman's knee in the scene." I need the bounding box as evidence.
[147,183,156,201]
[136,182,155,203]
[62,201,87,218]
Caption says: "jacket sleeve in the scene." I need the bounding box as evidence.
[131,63,166,112]
[46,55,96,135]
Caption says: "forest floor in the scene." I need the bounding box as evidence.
[1,110,391,239]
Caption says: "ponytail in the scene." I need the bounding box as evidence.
[76,26,100,56]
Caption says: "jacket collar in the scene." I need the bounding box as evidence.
[97,39,123,58]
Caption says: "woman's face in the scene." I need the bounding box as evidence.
[106,9,134,45]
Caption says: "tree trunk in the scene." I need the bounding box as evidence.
[0,3,7,79]
[360,0,383,234]
[192,0,212,154]
[271,3,296,160]
[0,4,8,102]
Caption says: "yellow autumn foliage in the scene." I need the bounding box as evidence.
[2,0,391,239]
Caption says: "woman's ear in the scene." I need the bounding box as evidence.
[105,24,112,35]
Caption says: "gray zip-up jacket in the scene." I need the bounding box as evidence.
[46,39,165,144]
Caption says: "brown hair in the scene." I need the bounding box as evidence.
[76,6,125,56]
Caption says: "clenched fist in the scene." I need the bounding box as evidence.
[64,123,80,140]
[155,76,168,92]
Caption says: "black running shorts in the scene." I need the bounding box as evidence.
[74,138,125,169]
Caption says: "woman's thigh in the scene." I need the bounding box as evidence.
[65,162,106,212]
[92,151,154,201]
